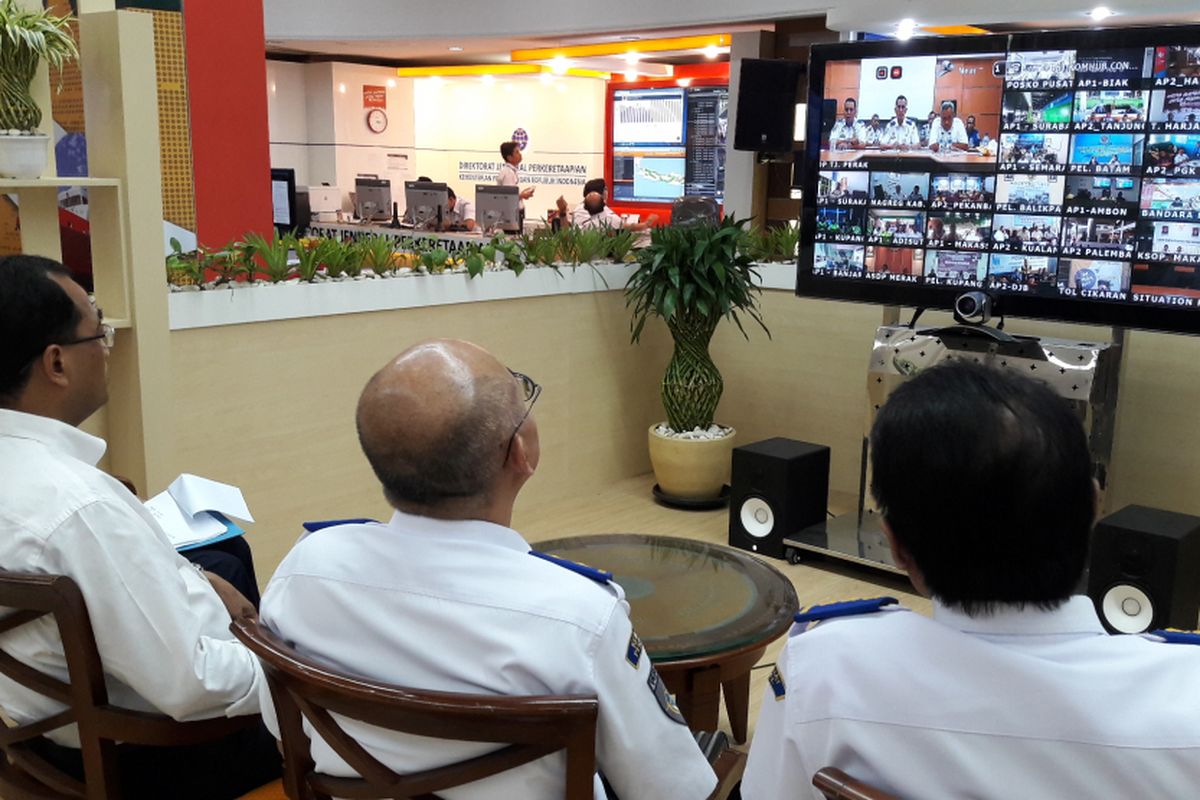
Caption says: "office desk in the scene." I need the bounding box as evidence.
[535,533,797,744]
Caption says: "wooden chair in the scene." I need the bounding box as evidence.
[232,617,747,800]
[813,767,901,800]
[0,571,256,799]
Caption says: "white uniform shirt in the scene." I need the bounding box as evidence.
[571,203,624,229]
[742,595,1200,800]
[933,117,969,151]
[497,161,524,209]
[259,512,716,800]
[881,117,920,148]
[446,197,475,226]
[829,118,863,148]
[0,409,263,746]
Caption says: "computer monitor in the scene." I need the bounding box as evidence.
[354,175,391,222]
[475,184,521,233]
[404,180,448,228]
[270,168,297,235]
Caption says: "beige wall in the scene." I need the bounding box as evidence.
[167,285,1200,582]
[168,290,672,576]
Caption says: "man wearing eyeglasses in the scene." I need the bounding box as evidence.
[0,255,280,799]
[258,339,719,800]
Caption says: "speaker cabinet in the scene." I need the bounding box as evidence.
[1087,505,1200,634]
[733,59,805,152]
[729,438,830,558]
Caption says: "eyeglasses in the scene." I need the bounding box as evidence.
[61,323,115,350]
[505,369,542,462]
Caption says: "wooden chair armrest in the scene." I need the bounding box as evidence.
[707,747,747,800]
[92,707,259,746]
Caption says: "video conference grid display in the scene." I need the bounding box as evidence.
[812,43,1200,308]
[611,86,729,204]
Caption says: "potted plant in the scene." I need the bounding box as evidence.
[0,0,78,179]
[626,216,769,503]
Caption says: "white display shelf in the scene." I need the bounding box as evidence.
[167,260,798,331]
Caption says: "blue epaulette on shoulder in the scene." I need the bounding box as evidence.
[301,518,379,533]
[794,596,898,624]
[528,551,614,584]
[1149,629,1200,645]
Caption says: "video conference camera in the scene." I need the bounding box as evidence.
[953,291,993,326]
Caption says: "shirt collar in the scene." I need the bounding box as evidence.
[0,408,107,466]
[932,595,1106,637]
[386,508,531,553]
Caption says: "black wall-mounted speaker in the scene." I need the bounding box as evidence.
[1087,504,1200,634]
[733,59,805,152]
[728,437,830,559]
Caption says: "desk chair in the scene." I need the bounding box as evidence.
[812,767,901,800]
[671,196,720,228]
[0,571,257,800]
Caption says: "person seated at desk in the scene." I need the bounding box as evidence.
[440,187,476,232]
[862,114,884,146]
[965,114,982,148]
[258,339,718,800]
[829,97,863,150]
[929,100,969,153]
[0,255,280,800]
[881,95,919,151]
[556,178,658,231]
[741,361,1200,800]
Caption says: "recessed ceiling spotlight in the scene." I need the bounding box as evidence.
[1089,5,1114,20]
[624,51,641,65]
[550,55,569,75]
[703,44,720,60]
[623,69,638,82]
[896,18,917,40]
[448,45,464,52]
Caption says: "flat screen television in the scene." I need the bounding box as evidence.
[799,28,1200,334]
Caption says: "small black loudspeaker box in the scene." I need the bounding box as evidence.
[1087,505,1200,634]
[728,438,829,559]
[733,59,805,152]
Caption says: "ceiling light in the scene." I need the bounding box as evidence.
[624,69,638,82]
[448,45,464,52]
[677,77,693,87]
[1089,5,1114,20]
[539,72,553,85]
[550,55,569,75]
[896,18,916,40]
[624,52,640,65]
[703,44,720,60]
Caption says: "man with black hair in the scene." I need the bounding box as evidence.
[742,361,1200,800]
[440,186,476,231]
[497,140,535,205]
[0,255,280,798]
[881,95,919,150]
[259,339,718,800]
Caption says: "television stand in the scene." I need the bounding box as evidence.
[783,320,1126,574]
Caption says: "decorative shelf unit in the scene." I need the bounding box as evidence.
[12,0,173,493]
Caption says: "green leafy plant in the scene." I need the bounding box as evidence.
[164,237,204,286]
[419,246,452,274]
[287,234,323,282]
[360,234,397,274]
[456,241,487,278]
[0,0,78,132]
[606,228,637,263]
[625,216,769,431]
[519,230,561,268]
[204,246,248,285]
[240,231,293,283]
[572,227,610,265]
[321,238,365,278]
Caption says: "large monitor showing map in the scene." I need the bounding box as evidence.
[611,84,728,204]
[799,27,1200,334]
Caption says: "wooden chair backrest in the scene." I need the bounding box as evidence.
[813,767,902,800]
[0,570,252,800]
[230,617,600,800]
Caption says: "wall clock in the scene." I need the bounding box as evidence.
[366,108,388,134]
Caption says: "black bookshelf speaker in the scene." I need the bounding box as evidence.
[1087,505,1200,634]
[733,58,805,152]
[729,438,830,559]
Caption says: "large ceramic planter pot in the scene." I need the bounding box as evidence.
[0,133,49,179]
[647,424,736,501]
